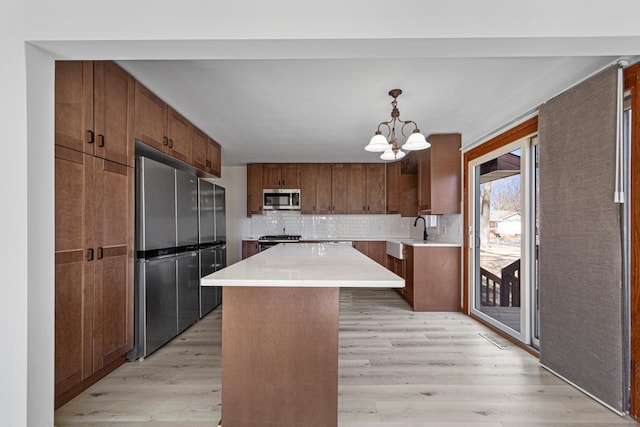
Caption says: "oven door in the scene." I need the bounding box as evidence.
[258,241,280,252]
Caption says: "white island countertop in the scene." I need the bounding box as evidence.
[202,242,404,288]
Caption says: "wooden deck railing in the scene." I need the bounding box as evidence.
[480,259,521,307]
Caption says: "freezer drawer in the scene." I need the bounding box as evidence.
[138,256,177,358]
[199,246,225,318]
[177,251,200,333]
[199,248,217,318]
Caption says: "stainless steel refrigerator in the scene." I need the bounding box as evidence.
[198,180,226,318]
[130,157,201,360]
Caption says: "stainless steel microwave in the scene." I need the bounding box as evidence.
[263,189,301,210]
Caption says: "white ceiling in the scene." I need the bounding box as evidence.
[118,55,617,165]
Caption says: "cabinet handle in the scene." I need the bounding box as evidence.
[168,139,173,148]
[86,130,94,144]
[98,134,104,147]
[87,248,94,261]
[97,247,104,260]
[363,205,365,211]
[206,160,211,167]
[163,137,169,146]
[367,206,370,212]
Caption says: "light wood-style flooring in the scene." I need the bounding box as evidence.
[55,288,637,426]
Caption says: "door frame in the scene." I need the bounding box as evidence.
[462,116,538,317]
[624,61,640,420]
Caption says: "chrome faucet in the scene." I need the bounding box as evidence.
[414,215,429,241]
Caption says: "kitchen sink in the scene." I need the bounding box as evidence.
[386,240,404,259]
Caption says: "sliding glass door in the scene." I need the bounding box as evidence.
[469,135,537,345]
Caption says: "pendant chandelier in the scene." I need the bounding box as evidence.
[365,89,430,160]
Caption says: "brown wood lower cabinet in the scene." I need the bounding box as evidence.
[400,245,461,311]
[54,145,134,408]
[352,241,386,266]
[242,240,260,259]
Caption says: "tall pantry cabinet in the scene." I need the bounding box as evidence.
[54,61,134,408]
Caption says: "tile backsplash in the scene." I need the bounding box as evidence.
[242,211,462,242]
[408,214,463,244]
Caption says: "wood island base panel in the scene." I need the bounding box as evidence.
[221,286,339,427]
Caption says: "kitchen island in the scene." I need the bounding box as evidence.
[201,242,404,427]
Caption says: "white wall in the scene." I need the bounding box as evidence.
[3,1,640,424]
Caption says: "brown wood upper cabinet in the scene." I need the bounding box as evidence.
[134,81,193,164]
[262,163,300,188]
[347,164,385,214]
[418,133,461,214]
[386,154,420,217]
[300,163,318,214]
[55,61,134,167]
[207,138,222,177]
[246,163,264,216]
[190,129,221,177]
[330,164,348,214]
[301,163,346,215]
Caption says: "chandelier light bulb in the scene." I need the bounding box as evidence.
[365,131,391,152]
[380,149,405,161]
[402,130,430,151]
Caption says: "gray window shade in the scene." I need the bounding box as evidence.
[539,66,624,411]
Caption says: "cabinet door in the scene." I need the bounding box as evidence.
[367,241,387,266]
[247,164,263,216]
[281,164,300,188]
[262,164,282,188]
[403,246,414,305]
[331,164,348,214]
[134,81,167,151]
[191,127,208,171]
[352,241,368,255]
[207,138,222,177]
[400,174,419,217]
[94,61,134,167]
[366,164,386,214]
[242,240,260,259]
[430,133,462,214]
[386,161,400,214]
[166,107,191,163]
[347,164,366,214]
[54,147,95,401]
[315,164,332,214]
[418,148,432,212]
[300,164,317,214]
[93,159,134,371]
[55,61,94,155]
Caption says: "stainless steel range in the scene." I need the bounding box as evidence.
[258,234,301,252]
